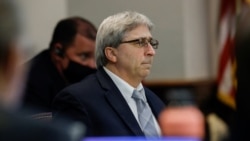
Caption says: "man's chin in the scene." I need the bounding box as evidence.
[141,70,151,78]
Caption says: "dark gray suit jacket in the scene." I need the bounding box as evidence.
[52,67,165,137]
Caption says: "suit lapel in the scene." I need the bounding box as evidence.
[96,68,144,136]
[105,91,144,136]
[144,88,165,118]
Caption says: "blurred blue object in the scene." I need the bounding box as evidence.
[83,136,201,141]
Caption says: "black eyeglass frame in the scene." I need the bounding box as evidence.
[120,38,159,49]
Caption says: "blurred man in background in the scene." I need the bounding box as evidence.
[21,16,97,114]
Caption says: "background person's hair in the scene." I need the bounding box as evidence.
[95,11,154,68]
[49,16,97,52]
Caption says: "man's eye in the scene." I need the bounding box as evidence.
[81,54,87,60]
[80,53,91,60]
[135,40,141,45]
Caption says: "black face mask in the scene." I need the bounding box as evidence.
[63,60,96,84]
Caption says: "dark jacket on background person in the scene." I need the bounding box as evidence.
[21,49,66,113]
[52,67,165,137]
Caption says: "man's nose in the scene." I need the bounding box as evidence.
[88,58,96,69]
[146,44,156,56]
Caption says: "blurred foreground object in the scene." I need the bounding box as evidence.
[234,1,250,140]
[158,89,205,140]
[0,0,85,141]
[0,0,24,109]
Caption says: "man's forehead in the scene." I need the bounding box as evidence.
[77,22,96,40]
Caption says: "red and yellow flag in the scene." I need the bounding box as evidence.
[217,0,237,109]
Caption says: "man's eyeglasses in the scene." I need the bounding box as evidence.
[120,38,159,49]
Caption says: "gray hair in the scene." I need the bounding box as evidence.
[95,11,154,68]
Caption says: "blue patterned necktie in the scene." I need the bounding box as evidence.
[132,89,158,137]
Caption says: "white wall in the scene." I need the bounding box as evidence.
[209,0,220,81]
[183,0,210,80]
[17,0,68,61]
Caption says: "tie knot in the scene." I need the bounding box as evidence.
[132,90,144,101]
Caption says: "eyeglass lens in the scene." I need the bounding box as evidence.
[140,38,158,49]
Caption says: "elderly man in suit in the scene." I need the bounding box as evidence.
[52,11,165,137]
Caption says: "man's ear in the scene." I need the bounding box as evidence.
[104,47,117,63]
[53,43,64,58]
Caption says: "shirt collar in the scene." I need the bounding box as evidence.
[103,66,144,102]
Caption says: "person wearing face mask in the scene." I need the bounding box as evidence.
[21,16,97,115]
